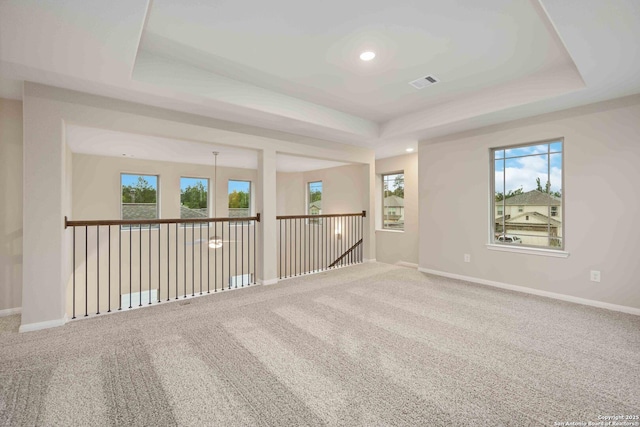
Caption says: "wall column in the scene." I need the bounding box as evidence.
[20,85,68,331]
[257,148,278,284]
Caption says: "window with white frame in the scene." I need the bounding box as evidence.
[121,174,159,228]
[180,177,208,219]
[492,139,563,249]
[307,181,322,223]
[228,180,251,218]
[382,172,404,230]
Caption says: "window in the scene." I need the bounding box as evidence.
[121,174,158,227]
[492,139,563,249]
[382,172,404,230]
[228,180,251,218]
[180,177,208,219]
[307,181,322,223]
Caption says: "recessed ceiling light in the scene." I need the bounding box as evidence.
[360,51,376,61]
[406,148,414,152]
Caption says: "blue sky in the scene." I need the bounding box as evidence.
[228,180,250,193]
[494,142,562,193]
[121,174,157,188]
[180,177,208,191]
[309,181,322,193]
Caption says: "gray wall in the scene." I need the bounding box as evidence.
[0,98,22,312]
[419,95,640,310]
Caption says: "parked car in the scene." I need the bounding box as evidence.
[496,234,522,244]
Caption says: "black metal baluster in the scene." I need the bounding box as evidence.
[253,217,256,284]
[139,223,142,307]
[96,226,100,315]
[184,222,187,298]
[199,222,203,295]
[119,226,122,311]
[215,221,218,292]
[207,222,210,293]
[72,227,76,319]
[222,221,225,290]
[192,223,195,297]
[167,224,170,301]
[108,226,111,313]
[149,224,152,305]
[235,219,238,287]
[85,226,88,317]
[279,219,281,278]
[175,223,178,300]
[241,220,244,287]
[158,225,161,303]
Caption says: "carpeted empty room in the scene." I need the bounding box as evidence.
[1,263,638,426]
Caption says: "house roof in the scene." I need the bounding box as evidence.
[502,190,561,206]
[384,195,404,207]
[122,203,157,221]
[309,200,322,210]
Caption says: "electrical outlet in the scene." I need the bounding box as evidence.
[464,254,471,263]
[590,270,601,282]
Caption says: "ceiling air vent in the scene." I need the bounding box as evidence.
[409,75,439,89]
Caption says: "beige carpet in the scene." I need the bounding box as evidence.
[1,263,639,426]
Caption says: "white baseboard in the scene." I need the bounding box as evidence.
[395,261,418,269]
[19,316,67,333]
[0,307,21,317]
[259,278,279,286]
[364,258,377,263]
[418,267,640,316]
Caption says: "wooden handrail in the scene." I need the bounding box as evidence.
[328,239,363,268]
[276,210,366,220]
[65,213,261,229]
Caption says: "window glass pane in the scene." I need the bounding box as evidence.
[121,174,158,226]
[494,149,504,160]
[308,181,322,215]
[228,180,250,218]
[382,173,404,230]
[504,143,548,159]
[549,141,563,153]
[491,140,564,249]
[180,177,208,219]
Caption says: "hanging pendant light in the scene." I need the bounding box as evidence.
[208,152,223,249]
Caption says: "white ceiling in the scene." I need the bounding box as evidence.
[1,0,640,159]
[65,125,350,173]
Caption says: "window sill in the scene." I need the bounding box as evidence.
[486,244,569,258]
[376,229,404,233]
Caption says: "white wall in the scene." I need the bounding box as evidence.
[375,153,419,265]
[72,154,257,220]
[0,98,23,312]
[277,164,369,216]
[419,95,640,310]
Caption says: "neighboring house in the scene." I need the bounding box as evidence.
[180,206,208,219]
[309,200,322,215]
[122,203,158,221]
[494,190,562,246]
[383,195,404,226]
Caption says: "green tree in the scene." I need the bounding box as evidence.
[181,181,207,209]
[536,177,561,198]
[495,187,523,202]
[122,176,156,203]
[309,190,322,203]
[229,190,250,208]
